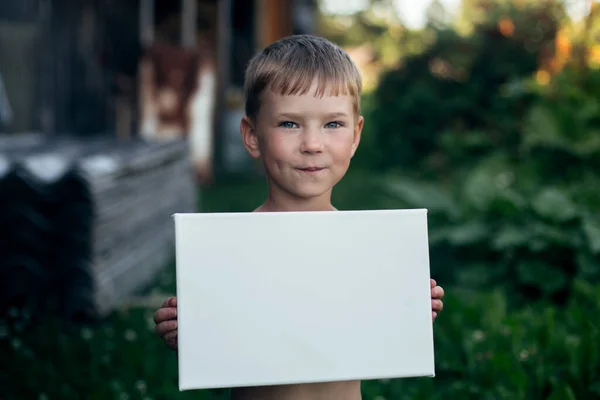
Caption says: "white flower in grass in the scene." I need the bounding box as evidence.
[519,349,529,361]
[136,380,147,393]
[472,329,485,342]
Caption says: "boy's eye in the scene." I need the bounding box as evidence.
[279,121,298,129]
[325,121,343,129]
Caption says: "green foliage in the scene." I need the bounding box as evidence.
[455,0,568,36]
[377,67,600,303]
[387,174,598,300]
[369,2,560,169]
[318,0,403,54]
[363,279,600,400]
[3,266,231,400]
[5,267,599,399]
[361,0,600,302]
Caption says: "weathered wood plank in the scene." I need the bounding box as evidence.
[0,136,196,319]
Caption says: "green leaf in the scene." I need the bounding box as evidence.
[462,164,501,211]
[531,188,579,223]
[521,98,600,157]
[529,221,580,248]
[492,225,529,250]
[590,381,600,395]
[517,261,569,294]
[575,252,600,281]
[438,129,493,156]
[385,178,455,215]
[455,263,496,287]
[546,384,577,400]
[445,221,489,246]
[571,279,600,305]
[522,104,564,151]
[582,217,600,254]
[571,132,600,157]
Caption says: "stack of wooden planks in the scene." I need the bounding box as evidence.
[0,134,196,320]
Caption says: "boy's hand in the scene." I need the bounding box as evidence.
[431,279,444,322]
[153,296,178,350]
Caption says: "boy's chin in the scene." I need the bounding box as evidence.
[288,183,334,200]
[268,176,337,201]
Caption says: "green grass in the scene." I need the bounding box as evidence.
[4,173,600,399]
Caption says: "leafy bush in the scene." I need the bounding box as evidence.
[362,279,600,400]
[369,2,560,170]
[362,0,600,303]
[379,68,600,305]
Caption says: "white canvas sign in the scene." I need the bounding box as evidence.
[174,209,435,391]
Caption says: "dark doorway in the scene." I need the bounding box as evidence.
[230,0,256,88]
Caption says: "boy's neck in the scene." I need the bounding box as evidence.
[255,190,336,213]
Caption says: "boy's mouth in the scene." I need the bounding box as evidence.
[297,166,326,173]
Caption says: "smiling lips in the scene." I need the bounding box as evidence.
[297,166,326,173]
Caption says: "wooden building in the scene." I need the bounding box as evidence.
[0,0,317,318]
[0,0,317,180]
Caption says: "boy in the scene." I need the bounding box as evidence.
[153,35,445,400]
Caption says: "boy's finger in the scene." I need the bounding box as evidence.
[153,307,177,324]
[162,296,177,308]
[432,286,445,299]
[432,311,437,321]
[155,320,178,337]
[430,279,436,288]
[164,330,178,350]
[432,299,443,312]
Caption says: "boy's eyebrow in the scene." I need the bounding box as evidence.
[277,112,350,119]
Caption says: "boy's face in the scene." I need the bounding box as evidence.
[241,82,363,203]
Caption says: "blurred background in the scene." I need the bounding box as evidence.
[1,0,599,399]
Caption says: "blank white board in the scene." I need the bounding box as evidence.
[174,209,435,391]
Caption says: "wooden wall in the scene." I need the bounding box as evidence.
[256,0,293,48]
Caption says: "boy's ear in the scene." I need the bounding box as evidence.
[350,115,364,158]
[240,115,261,159]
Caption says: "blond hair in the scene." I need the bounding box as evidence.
[244,35,362,120]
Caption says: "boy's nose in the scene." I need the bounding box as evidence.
[300,130,324,154]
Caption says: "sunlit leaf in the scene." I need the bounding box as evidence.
[582,217,600,254]
[531,188,579,222]
[492,225,529,250]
